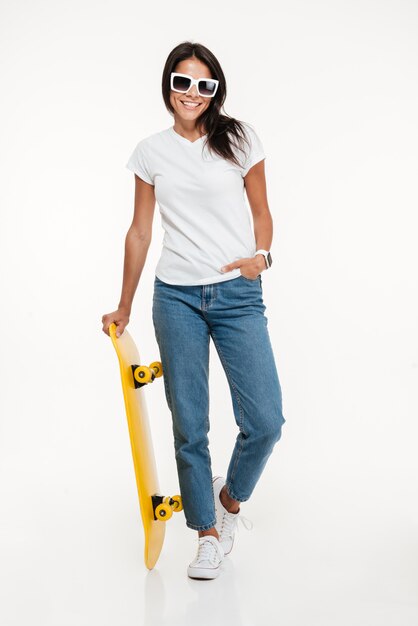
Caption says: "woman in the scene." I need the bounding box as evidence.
[102,41,286,580]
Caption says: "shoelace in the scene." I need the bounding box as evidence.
[220,510,254,540]
[194,537,222,565]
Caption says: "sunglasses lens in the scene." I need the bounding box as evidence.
[172,75,191,92]
[198,79,217,97]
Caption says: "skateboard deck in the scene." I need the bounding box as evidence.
[108,322,182,569]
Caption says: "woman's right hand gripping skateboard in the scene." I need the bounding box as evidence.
[102,307,130,337]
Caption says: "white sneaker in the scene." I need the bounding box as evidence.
[187,535,225,579]
[212,475,254,555]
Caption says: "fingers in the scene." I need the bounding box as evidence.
[101,314,112,336]
[221,258,243,273]
[221,257,258,273]
[101,312,129,337]
[115,323,124,338]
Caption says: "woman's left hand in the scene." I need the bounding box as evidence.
[220,255,265,280]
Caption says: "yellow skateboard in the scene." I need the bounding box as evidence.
[108,322,183,569]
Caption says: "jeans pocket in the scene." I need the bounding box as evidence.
[240,273,260,282]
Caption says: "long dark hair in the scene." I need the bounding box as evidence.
[162,41,250,168]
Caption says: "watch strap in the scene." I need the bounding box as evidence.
[255,249,272,269]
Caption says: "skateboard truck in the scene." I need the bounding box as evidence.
[151,494,183,521]
[131,362,163,388]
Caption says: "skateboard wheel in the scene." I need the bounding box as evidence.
[149,361,163,377]
[133,365,152,384]
[155,502,173,521]
[171,495,183,512]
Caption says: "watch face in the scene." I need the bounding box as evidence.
[267,252,272,267]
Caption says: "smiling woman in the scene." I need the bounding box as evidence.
[101,40,285,581]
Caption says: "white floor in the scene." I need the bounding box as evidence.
[1,459,417,626]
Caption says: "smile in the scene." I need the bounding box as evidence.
[180,101,201,109]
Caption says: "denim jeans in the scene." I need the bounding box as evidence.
[152,273,286,531]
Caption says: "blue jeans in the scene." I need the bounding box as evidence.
[152,273,286,531]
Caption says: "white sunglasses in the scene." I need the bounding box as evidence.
[170,72,219,98]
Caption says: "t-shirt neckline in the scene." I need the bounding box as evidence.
[170,126,207,145]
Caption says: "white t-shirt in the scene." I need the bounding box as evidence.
[126,122,265,285]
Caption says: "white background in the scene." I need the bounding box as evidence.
[1,1,417,624]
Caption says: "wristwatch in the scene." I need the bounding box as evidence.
[255,249,272,269]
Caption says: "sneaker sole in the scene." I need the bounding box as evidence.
[187,565,221,579]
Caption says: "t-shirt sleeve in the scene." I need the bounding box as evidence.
[240,123,266,177]
[126,140,154,185]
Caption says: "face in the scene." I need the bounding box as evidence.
[170,57,214,125]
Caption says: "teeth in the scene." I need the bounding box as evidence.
[181,101,200,108]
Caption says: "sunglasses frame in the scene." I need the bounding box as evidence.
[170,72,219,98]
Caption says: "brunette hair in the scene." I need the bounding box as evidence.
[162,41,251,167]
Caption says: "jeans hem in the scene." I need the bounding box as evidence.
[226,481,250,503]
[186,519,217,531]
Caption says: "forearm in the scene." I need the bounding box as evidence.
[253,210,273,250]
[118,229,150,313]
[253,211,273,267]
